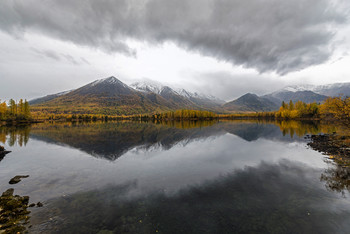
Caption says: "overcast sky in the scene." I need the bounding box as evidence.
[1,0,350,101]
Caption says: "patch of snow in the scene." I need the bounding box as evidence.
[89,76,130,89]
[280,85,316,93]
[273,82,350,96]
[176,88,192,98]
[131,78,222,102]
[56,90,74,96]
[130,79,165,94]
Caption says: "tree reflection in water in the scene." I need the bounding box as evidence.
[307,133,350,195]
[321,165,350,195]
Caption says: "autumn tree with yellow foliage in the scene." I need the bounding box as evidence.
[275,100,319,119]
[0,99,31,122]
[319,96,350,121]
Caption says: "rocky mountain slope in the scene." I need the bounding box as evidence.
[32,77,181,115]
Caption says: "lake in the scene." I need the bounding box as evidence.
[1,120,350,233]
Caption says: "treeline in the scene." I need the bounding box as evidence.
[151,110,217,120]
[320,96,350,120]
[275,97,350,121]
[3,97,350,123]
[0,99,31,121]
[219,112,275,120]
[275,100,319,119]
[218,97,350,121]
[32,113,131,122]
[29,110,218,122]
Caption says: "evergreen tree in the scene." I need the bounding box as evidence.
[8,99,16,115]
[289,100,294,110]
[282,101,287,109]
[24,100,30,118]
[18,99,24,116]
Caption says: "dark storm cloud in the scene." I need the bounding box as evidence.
[0,0,347,74]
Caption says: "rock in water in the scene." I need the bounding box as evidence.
[9,175,29,184]
[36,202,43,207]
[1,188,14,197]
[0,145,11,161]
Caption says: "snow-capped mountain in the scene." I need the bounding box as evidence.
[130,79,166,95]
[262,82,350,105]
[32,76,350,115]
[279,85,316,93]
[74,76,136,96]
[89,76,131,89]
[312,83,350,96]
[131,80,201,107]
[130,79,224,105]
[176,88,192,99]
[277,82,350,97]
[31,76,200,114]
[175,88,223,102]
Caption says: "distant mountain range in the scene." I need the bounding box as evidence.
[263,91,328,107]
[30,77,350,114]
[261,83,350,107]
[275,83,350,96]
[130,79,225,110]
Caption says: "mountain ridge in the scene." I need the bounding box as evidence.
[30,77,350,114]
[32,76,178,115]
[31,77,225,114]
[263,90,328,106]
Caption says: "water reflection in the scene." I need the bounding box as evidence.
[321,165,350,195]
[306,133,350,195]
[0,125,30,147]
[0,120,337,161]
[29,121,224,160]
[1,120,350,233]
[31,160,350,234]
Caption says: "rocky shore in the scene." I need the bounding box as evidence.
[0,146,11,162]
[0,188,31,233]
[307,133,350,166]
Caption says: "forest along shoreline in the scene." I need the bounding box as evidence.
[2,96,350,125]
[2,96,350,167]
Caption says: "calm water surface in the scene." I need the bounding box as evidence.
[1,120,350,233]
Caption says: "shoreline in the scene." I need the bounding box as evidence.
[0,115,347,126]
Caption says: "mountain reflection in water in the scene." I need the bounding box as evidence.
[1,120,332,161]
[1,120,350,234]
